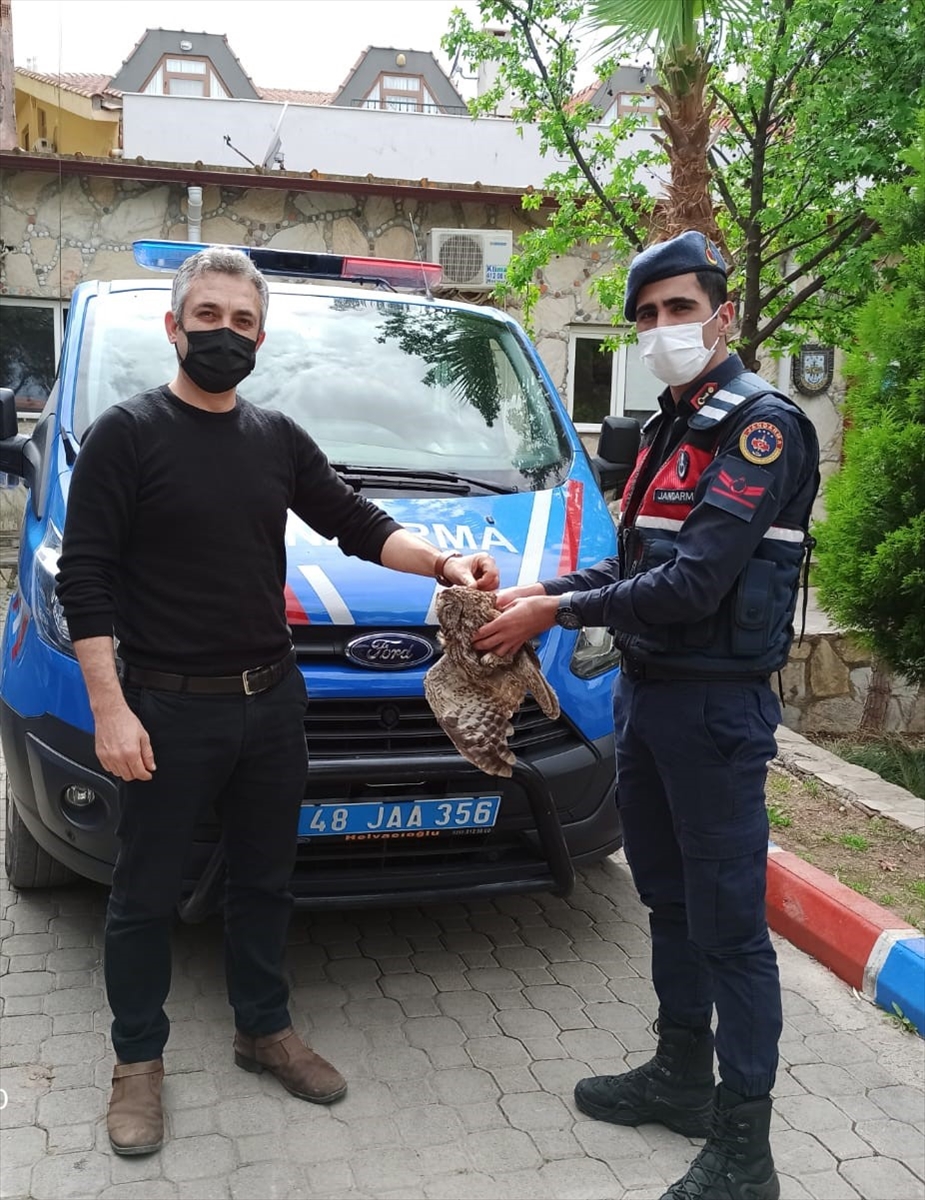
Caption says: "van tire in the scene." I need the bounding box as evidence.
[4,782,76,889]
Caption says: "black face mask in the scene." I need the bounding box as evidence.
[177,325,258,394]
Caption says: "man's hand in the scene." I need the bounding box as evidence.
[93,701,156,782]
[72,635,157,782]
[443,552,500,591]
[379,531,499,590]
[473,594,559,658]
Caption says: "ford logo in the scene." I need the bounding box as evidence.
[345,632,435,670]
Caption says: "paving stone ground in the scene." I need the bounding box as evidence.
[1,755,923,1200]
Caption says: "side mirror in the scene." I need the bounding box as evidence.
[0,388,17,440]
[592,416,640,495]
[0,388,30,483]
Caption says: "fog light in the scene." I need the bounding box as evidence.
[63,785,97,809]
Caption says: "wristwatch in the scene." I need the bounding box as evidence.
[554,592,583,630]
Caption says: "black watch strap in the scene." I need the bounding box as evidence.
[555,592,582,630]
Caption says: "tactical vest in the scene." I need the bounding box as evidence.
[616,372,814,677]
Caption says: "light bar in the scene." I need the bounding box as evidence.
[133,240,442,288]
[342,256,442,289]
[134,241,214,271]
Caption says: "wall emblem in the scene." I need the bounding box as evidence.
[792,344,834,395]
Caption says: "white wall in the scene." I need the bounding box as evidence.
[122,93,663,194]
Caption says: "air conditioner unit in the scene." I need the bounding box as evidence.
[427,229,513,290]
[33,138,55,153]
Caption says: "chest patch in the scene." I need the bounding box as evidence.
[677,449,690,481]
[740,421,783,464]
[654,488,695,505]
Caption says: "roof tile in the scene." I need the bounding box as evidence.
[257,87,333,105]
[15,68,122,99]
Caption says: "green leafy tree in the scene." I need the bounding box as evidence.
[814,116,925,685]
[444,0,924,365]
[710,0,923,362]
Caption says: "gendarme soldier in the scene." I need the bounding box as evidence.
[474,230,820,1200]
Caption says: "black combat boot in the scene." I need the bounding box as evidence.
[573,1018,715,1137]
[660,1085,779,1200]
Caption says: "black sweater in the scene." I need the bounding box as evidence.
[56,386,401,675]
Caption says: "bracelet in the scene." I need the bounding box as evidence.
[434,550,463,587]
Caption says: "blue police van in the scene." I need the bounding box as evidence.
[0,240,637,913]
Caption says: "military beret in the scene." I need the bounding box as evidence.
[624,230,728,320]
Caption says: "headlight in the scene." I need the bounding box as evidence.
[33,523,76,658]
[569,625,620,679]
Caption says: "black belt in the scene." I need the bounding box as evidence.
[121,649,296,696]
[620,654,769,684]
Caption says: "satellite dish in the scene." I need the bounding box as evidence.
[261,103,289,169]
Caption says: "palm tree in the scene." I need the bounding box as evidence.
[586,0,754,251]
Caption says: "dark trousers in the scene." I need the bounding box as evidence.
[612,672,783,1097]
[105,666,309,1063]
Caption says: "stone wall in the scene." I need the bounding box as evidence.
[0,171,547,300]
[782,632,924,735]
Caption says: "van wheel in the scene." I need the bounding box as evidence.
[4,782,76,889]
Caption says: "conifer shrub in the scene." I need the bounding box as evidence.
[814,117,925,684]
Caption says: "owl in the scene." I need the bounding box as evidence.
[424,587,560,777]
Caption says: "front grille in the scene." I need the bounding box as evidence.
[305,695,577,759]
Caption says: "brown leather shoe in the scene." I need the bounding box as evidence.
[233,1026,346,1103]
[107,1059,164,1156]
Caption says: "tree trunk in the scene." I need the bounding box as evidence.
[860,656,892,733]
[651,53,727,258]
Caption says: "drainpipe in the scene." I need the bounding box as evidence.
[187,185,203,242]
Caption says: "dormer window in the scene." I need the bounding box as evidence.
[615,92,658,128]
[164,57,208,96]
[381,73,424,111]
[142,55,230,99]
[360,72,441,114]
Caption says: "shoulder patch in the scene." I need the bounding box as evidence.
[739,421,783,465]
[705,458,773,522]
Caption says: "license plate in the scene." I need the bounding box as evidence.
[298,796,500,839]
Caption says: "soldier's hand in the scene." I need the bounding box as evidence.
[495,584,545,610]
[472,594,559,658]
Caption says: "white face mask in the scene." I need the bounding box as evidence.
[637,309,721,387]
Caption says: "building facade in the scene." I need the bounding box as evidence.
[1,27,843,501]
[0,158,845,509]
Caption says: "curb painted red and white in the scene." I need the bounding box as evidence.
[767,843,925,1036]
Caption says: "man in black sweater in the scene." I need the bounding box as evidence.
[56,246,498,1157]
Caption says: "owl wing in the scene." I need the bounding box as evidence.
[518,643,561,720]
[424,658,517,778]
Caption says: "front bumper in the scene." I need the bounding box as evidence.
[1,700,620,909]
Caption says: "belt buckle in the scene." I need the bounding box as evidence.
[242,667,258,696]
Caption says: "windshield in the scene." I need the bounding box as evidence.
[73,287,572,491]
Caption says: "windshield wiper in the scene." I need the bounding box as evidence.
[332,465,517,495]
